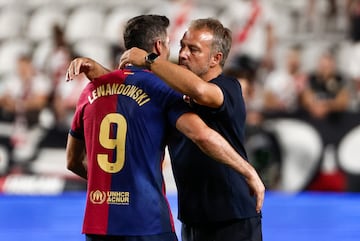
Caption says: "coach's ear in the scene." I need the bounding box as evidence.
[210,51,223,68]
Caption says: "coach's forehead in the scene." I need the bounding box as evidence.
[183,28,213,43]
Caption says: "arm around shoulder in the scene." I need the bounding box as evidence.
[176,112,265,212]
[119,47,223,108]
[151,58,223,108]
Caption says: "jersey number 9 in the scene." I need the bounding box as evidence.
[98,113,127,173]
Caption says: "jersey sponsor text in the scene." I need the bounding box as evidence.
[90,190,130,205]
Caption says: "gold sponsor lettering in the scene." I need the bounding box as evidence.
[90,190,130,205]
[107,191,130,205]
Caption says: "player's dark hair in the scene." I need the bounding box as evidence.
[123,15,170,53]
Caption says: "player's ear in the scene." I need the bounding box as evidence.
[154,39,162,55]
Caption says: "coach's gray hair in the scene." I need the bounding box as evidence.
[189,18,232,67]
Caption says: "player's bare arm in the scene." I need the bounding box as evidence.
[66,57,111,81]
[66,134,88,180]
[119,47,223,108]
[176,112,265,213]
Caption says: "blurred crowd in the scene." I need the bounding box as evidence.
[0,0,360,193]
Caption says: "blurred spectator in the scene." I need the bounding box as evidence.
[45,24,73,89]
[0,54,52,171]
[349,70,360,111]
[345,0,360,111]
[346,0,360,42]
[344,43,360,112]
[263,45,308,114]
[225,55,282,190]
[52,73,88,131]
[222,0,277,73]
[41,24,85,130]
[306,0,340,33]
[300,50,350,119]
[225,54,264,127]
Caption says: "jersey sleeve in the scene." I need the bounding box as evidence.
[69,84,89,140]
[69,106,84,140]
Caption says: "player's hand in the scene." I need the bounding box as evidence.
[118,47,148,69]
[66,57,111,82]
[66,57,94,81]
[246,171,265,213]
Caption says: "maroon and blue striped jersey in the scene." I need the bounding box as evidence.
[70,66,188,236]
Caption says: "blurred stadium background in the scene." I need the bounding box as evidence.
[0,0,360,240]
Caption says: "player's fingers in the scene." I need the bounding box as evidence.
[72,59,81,78]
[65,69,71,81]
[66,60,76,81]
[74,59,83,75]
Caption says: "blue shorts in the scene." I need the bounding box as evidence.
[85,232,178,241]
[181,216,263,241]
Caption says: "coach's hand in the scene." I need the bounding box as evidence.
[246,170,265,214]
[119,47,148,69]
